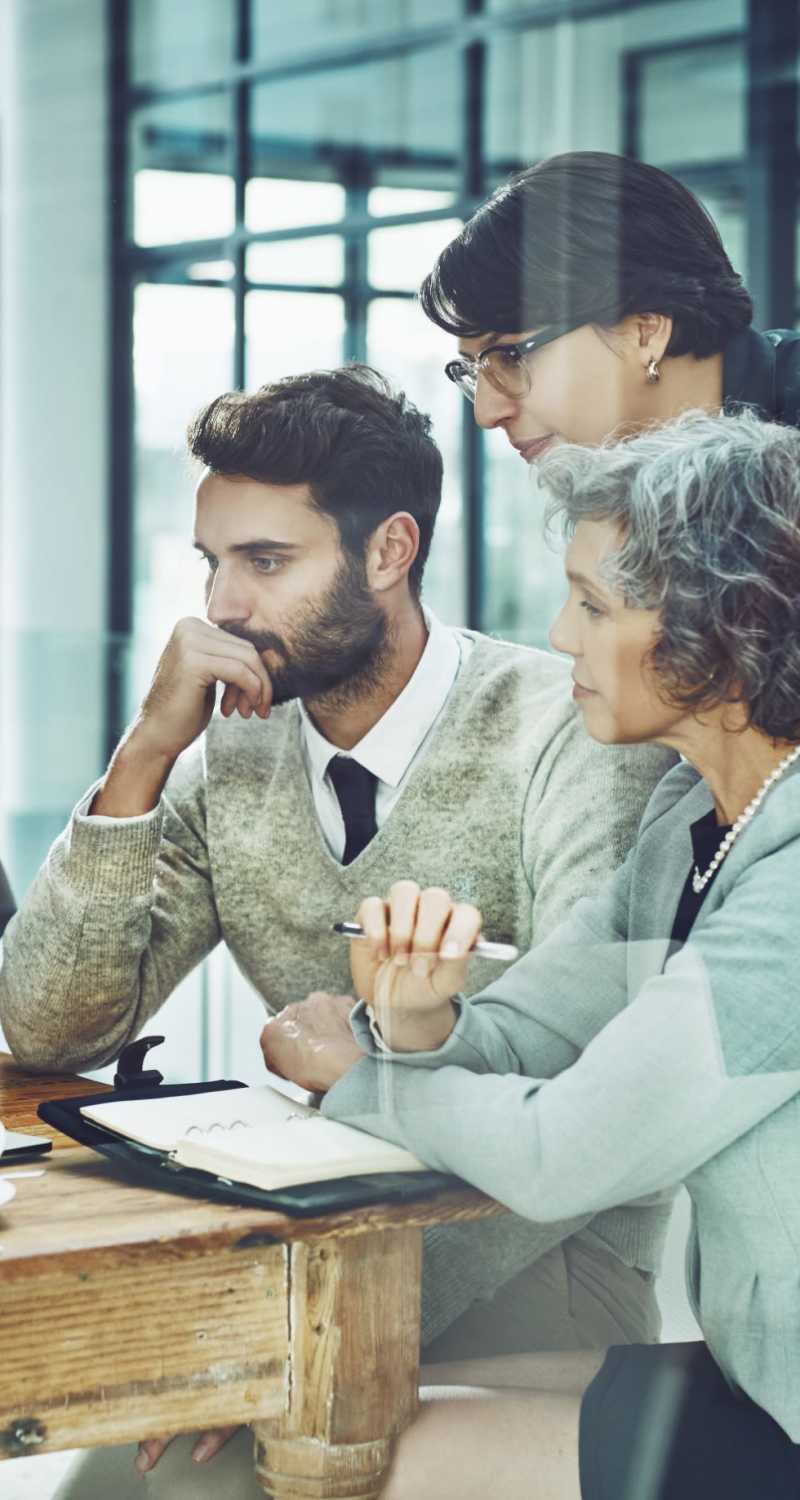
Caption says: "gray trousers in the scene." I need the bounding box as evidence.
[53,1239,659,1500]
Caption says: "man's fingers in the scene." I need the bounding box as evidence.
[183,619,269,673]
[133,1427,239,1474]
[211,660,268,714]
[192,1425,239,1464]
[173,622,272,714]
[135,1435,174,1474]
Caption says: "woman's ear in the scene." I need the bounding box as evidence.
[635,312,673,368]
[366,512,420,593]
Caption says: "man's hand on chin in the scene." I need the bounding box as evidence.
[261,992,365,1093]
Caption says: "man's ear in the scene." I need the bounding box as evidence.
[366,512,420,593]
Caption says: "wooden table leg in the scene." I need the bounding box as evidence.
[253,1226,422,1499]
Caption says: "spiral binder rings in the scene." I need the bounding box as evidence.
[38,1034,454,1215]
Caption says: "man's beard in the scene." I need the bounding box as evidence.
[222,552,390,708]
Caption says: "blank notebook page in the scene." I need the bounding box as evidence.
[81,1084,320,1152]
[80,1083,428,1185]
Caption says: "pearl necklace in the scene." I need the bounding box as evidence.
[692,743,800,894]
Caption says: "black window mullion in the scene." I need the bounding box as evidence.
[343,157,372,365]
[107,0,133,753]
[462,0,486,634]
[233,0,251,390]
[746,0,799,330]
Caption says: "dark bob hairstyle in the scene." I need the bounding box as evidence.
[420,152,753,359]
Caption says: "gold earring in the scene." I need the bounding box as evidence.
[646,358,661,384]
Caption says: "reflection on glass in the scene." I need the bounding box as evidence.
[640,41,745,166]
[130,93,235,245]
[246,236,344,287]
[132,284,235,703]
[250,49,461,169]
[486,0,557,9]
[245,291,344,386]
[486,29,560,167]
[696,188,746,286]
[131,0,235,88]
[368,187,456,217]
[483,439,565,648]
[368,297,465,625]
[246,178,345,234]
[487,12,746,172]
[252,1,461,62]
[368,219,462,292]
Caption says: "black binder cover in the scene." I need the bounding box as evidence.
[38,1081,455,1217]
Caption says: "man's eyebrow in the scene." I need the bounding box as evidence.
[193,538,300,555]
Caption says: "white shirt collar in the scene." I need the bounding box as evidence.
[298,610,462,791]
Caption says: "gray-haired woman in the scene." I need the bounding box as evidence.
[320,407,800,1499]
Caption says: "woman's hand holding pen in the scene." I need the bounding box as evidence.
[350,880,482,1052]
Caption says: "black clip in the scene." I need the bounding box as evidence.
[113,1035,165,1090]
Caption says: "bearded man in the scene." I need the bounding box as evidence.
[0,365,673,1495]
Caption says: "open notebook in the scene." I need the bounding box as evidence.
[80,1084,426,1192]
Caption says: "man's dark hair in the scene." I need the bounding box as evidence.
[187,364,443,596]
[420,152,753,359]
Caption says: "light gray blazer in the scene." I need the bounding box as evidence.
[323,759,800,1441]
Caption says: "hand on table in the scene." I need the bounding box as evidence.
[260,991,364,1093]
[349,881,481,1052]
[135,1425,238,1475]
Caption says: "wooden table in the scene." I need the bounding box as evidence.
[0,1054,502,1498]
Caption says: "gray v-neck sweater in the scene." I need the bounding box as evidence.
[0,633,675,1342]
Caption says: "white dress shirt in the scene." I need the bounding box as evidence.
[298,610,471,862]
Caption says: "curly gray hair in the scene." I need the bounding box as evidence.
[540,407,800,740]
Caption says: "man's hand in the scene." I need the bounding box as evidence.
[135,1426,239,1475]
[135,617,274,763]
[92,618,274,817]
[261,992,364,1093]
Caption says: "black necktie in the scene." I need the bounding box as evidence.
[327,755,378,865]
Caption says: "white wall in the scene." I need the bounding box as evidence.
[0,0,108,890]
[0,0,206,1084]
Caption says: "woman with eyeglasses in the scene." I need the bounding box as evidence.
[421,151,800,456]
[322,408,800,1500]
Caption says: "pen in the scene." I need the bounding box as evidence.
[332,921,519,963]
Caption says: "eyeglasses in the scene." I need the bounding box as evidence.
[444,319,585,403]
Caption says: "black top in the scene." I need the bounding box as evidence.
[670,809,733,946]
[723,325,800,426]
